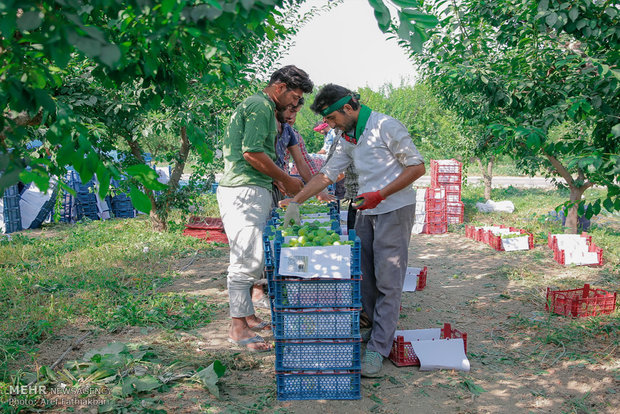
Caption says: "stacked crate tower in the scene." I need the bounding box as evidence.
[269,206,362,401]
[430,159,464,225]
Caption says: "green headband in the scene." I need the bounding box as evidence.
[319,93,360,116]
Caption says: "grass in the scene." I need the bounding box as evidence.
[0,216,220,382]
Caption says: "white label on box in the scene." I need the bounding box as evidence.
[279,245,352,279]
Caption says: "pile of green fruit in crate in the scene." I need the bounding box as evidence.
[278,223,354,247]
[274,203,331,217]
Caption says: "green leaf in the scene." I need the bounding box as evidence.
[195,361,226,398]
[545,12,558,27]
[99,44,121,67]
[84,342,128,361]
[97,164,111,198]
[611,123,620,138]
[401,9,439,29]
[17,11,43,31]
[603,197,613,213]
[568,7,578,22]
[0,13,16,37]
[391,0,419,7]
[538,0,549,12]
[125,164,159,183]
[134,375,162,393]
[129,185,152,213]
[161,0,177,15]
[368,0,391,32]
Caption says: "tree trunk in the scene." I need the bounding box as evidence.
[544,154,593,234]
[475,156,494,200]
[565,186,586,234]
[147,126,190,232]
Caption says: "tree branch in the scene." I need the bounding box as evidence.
[545,153,575,188]
[167,126,189,192]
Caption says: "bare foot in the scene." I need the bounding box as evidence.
[246,314,272,331]
[229,319,270,351]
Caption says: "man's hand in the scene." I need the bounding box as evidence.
[354,191,385,210]
[282,202,301,228]
[316,191,335,202]
[283,176,304,195]
[278,198,293,208]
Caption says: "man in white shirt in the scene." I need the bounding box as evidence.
[282,84,425,377]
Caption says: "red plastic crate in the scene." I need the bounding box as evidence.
[388,323,467,367]
[447,215,464,224]
[424,222,448,234]
[425,187,446,201]
[426,209,447,223]
[546,284,616,317]
[442,184,461,193]
[425,198,447,212]
[548,233,603,266]
[431,174,462,187]
[186,216,224,230]
[430,159,462,173]
[417,266,427,291]
[447,202,464,216]
[445,192,461,203]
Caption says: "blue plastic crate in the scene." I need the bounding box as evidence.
[3,185,22,233]
[275,340,361,371]
[276,371,361,401]
[272,309,360,340]
[273,278,361,309]
[265,267,275,299]
[274,230,361,277]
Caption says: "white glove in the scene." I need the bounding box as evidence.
[282,202,301,228]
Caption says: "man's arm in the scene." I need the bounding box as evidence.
[291,173,333,204]
[243,152,303,195]
[288,145,313,184]
[378,164,425,199]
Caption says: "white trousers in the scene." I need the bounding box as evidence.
[217,185,272,318]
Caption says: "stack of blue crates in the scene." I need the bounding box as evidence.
[58,170,80,223]
[2,185,22,233]
[75,177,100,220]
[269,209,362,401]
[109,180,135,219]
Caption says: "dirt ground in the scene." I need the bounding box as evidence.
[32,232,618,413]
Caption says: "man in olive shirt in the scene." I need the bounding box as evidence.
[217,66,313,352]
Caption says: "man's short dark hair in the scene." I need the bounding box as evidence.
[269,65,313,93]
[310,84,360,114]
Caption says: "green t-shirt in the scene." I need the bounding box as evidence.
[219,91,277,190]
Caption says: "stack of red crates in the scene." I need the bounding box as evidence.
[424,187,447,234]
[430,159,463,224]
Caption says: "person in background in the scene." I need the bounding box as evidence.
[281,84,425,375]
[280,100,333,203]
[315,122,336,156]
[324,130,358,231]
[217,65,313,352]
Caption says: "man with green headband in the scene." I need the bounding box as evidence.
[282,84,425,376]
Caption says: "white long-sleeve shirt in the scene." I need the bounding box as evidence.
[320,111,425,215]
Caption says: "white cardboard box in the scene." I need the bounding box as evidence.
[278,244,352,279]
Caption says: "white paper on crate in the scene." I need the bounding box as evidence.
[501,236,530,251]
[413,338,470,372]
[394,328,441,343]
[403,267,423,291]
[278,245,352,279]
